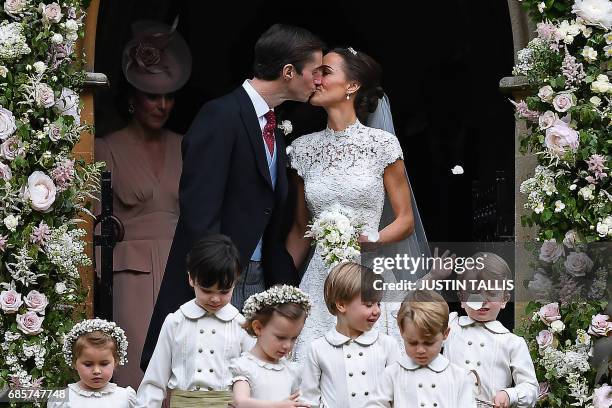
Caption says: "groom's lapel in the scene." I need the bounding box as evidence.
[234,87,273,189]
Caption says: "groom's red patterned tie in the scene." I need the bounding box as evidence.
[263,110,276,156]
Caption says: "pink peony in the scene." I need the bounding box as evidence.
[536,329,554,348]
[0,289,23,313]
[16,311,44,335]
[545,119,580,156]
[538,302,562,325]
[588,314,612,337]
[25,290,48,314]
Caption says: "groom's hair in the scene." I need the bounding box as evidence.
[187,234,241,290]
[253,24,325,80]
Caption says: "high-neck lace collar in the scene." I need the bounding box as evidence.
[324,119,362,137]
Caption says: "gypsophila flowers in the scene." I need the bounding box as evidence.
[242,285,311,320]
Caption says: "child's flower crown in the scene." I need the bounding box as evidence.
[242,285,312,320]
[62,318,128,366]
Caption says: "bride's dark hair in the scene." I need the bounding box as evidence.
[331,47,384,123]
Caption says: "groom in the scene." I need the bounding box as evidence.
[141,24,324,370]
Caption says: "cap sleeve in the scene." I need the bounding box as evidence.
[288,134,314,178]
[374,130,403,174]
[229,355,255,387]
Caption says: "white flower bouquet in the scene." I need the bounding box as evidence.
[305,203,362,268]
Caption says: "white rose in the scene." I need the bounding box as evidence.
[34,83,55,108]
[16,311,44,335]
[50,33,63,44]
[54,88,80,125]
[451,165,464,175]
[569,184,577,191]
[24,290,48,314]
[539,239,564,263]
[596,221,610,237]
[552,93,574,112]
[3,214,18,231]
[0,162,12,181]
[0,107,16,140]
[538,2,546,12]
[64,19,78,32]
[564,252,594,277]
[592,79,612,94]
[40,2,62,24]
[572,0,612,30]
[326,229,340,244]
[32,61,46,74]
[538,85,554,102]
[545,119,579,156]
[24,171,56,212]
[564,35,575,44]
[538,111,558,130]
[581,46,598,62]
[550,320,565,333]
[0,289,23,313]
[590,96,602,106]
[0,66,7,77]
[54,282,67,294]
[3,0,27,15]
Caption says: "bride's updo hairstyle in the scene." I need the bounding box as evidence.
[332,47,384,123]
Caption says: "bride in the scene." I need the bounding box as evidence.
[286,47,428,361]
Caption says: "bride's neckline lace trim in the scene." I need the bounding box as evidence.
[324,119,362,137]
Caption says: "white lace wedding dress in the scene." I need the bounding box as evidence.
[289,119,405,363]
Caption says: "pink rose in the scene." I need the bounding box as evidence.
[25,290,48,315]
[545,120,580,156]
[0,162,12,181]
[539,239,565,263]
[538,302,562,325]
[552,93,574,112]
[34,83,55,108]
[24,171,56,212]
[538,111,558,130]
[564,252,594,277]
[1,136,24,161]
[0,289,23,313]
[16,311,44,335]
[538,382,550,400]
[593,384,612,408]
[588,314,612,337]
[40,2,62,24]
[536,329,554,348]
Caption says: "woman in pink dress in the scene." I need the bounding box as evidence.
[95,20,191,390]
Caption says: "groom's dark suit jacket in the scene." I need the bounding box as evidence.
[141,86,297,370]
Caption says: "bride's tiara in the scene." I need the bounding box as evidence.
[347,47,357,56]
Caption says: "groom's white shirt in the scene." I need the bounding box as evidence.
[242,79,273,132]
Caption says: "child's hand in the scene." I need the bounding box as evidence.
[493,390,510,408]
[429,247,456,279]
[274,392,309,407]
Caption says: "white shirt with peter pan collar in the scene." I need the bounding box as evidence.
[136,300,255,408]
[443,312,538,408]
[300,328,399,408]
[366,354,476,408]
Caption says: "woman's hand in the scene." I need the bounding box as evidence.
[428,247,456,280]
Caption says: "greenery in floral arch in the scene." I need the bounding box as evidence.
[512,0,612,406]
[0,0,103,406]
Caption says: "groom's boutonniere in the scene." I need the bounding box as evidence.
[278,120,293,136]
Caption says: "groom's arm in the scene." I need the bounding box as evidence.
[179,101,236,241]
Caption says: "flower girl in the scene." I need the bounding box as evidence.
[48,318,136,407]
[230,285,311,407]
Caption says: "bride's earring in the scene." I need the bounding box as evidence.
[346,92,351,100]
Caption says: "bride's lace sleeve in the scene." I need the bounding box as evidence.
[288,134,316,178]
[372,129,404,174]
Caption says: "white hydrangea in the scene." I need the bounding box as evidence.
[0,22,31,61]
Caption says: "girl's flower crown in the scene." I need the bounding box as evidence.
[62,318,128,366]
[242,285,312,320]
